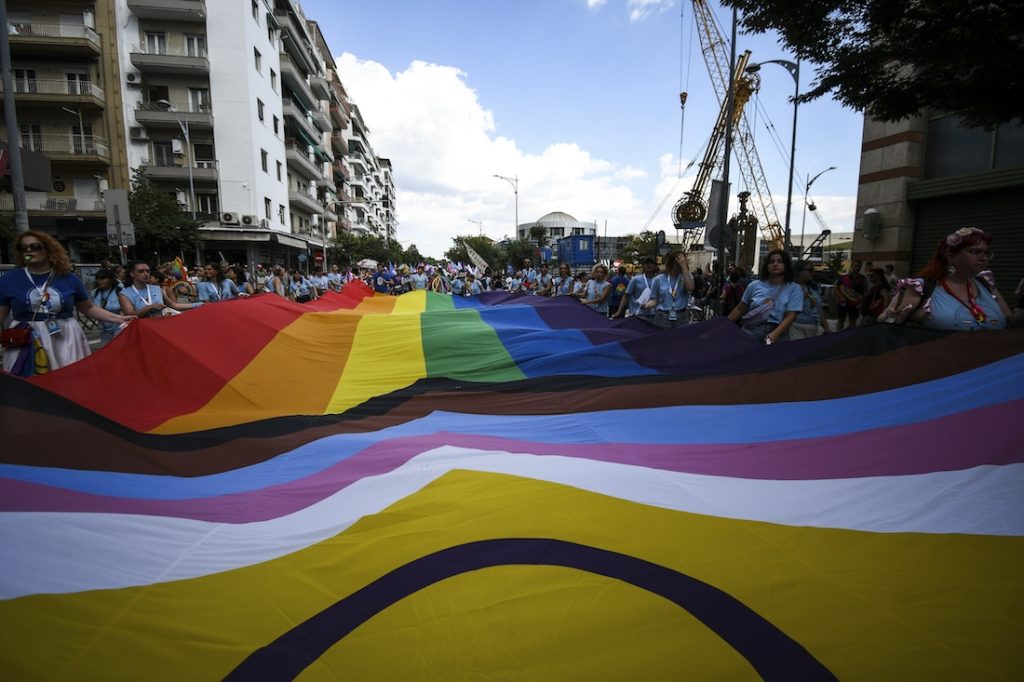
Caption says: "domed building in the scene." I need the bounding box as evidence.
[518,212,597,243]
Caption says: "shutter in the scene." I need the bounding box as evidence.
[912,189,1024,293]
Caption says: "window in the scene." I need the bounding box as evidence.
[14,69,36,93]
[252,0,259,20]
[19,124,42,151]
[62,72,90,95]
[152,141,174,167]
[270,69,277,92]
[261,149,268,172]
[70,125,94,153]
[279,204,286,224]
[264,197,272,219]
[254,48,262,73]
[272,115,280,135]
[257,98,265,121]
[276,160,283,181]
[145,32,166,54]
[185,34,206,58]
[194,143,215,168]
[197,194,218,213]
[268,24,275,45]
[188,88,210,112]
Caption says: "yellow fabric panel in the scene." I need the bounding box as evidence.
[325,298,426,413]
[1,471,1020,680]
[299,566,760,682]
[350,293,398,316]
[151,310,362,434]
[392,289,427,316]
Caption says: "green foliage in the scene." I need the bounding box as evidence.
[723,0,1022,128]
[128,168,200,262]
[445,235,500,270]
[618,231,659,264]
[501,238,536,272]
[528,224,549,248]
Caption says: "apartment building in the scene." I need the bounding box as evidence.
[3,0,395,266]
[346,104,393,241]
[1,0,129,259]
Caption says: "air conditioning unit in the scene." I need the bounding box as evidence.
[259,218,270,228]
[221,212,240,226]
[125,71,142,86]
[241,214,258,226]
[129,126,148,141]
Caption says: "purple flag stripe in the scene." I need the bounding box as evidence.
[2,400,1019,522]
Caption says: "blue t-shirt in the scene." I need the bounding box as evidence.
[608,275,629,309]
[120,283,165,318]
[795,284,823,325]
[624,274,654,316]
[649,273,691,312]
[90,286,123,335]
[585,279,612,313]
[451,278,465,296]
[0,269,88,322]
[197,281,222,303]
[373,272,392,293]
[535,272,553,295]
[289,278,314,297]
[920,277,1006,331]
[410,273,428,290]
[741,280,804,324]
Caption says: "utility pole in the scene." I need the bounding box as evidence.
[1,0,30,232]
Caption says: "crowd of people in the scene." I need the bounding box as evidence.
[1,227,1020,376]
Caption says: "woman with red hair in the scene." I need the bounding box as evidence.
[881,227,1011,330]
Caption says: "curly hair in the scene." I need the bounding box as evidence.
[18,230,72,276]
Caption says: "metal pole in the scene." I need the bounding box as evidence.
[800,172,809,254]
[1,0,29,233]
[717,7,738,315]
[783,61,800,256]
[513,175,518,237]
[178,118,196,220]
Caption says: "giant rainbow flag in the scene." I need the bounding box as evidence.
[1,285,1022,680]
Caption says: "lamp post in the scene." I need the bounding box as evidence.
[493,174,518,237]
[746,59,799,256]
[467,218,483,236]
[800,165,836,254]
[157,99,196,220]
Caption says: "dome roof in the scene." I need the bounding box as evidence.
[534,211,578,227]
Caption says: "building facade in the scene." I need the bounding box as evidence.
[2,0,394,268]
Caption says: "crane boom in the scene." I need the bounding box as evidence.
[673,0,786,266]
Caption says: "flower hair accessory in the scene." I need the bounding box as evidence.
[945,227,982,247]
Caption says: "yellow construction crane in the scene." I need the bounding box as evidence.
[672,0,785,268]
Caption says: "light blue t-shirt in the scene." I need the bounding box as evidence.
[649,273,690,312]
[121,283,165,318]
[197,281,222,303]
[795,284,824,325]
[741,280,804,324]
[624,274,655,316]
[410,273,428,290]
[90,286,122,335]
[585,279,612,313]
[920,278,1005,331]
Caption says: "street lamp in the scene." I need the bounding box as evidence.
[156,99,196,220]
[746,59,799,255]
[800,165,836,253]
[493,174,518,237]
[467,218,483,236]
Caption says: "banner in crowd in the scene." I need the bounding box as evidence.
[1,285,1021,679]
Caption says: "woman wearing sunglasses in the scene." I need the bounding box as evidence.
[1,231,134,375]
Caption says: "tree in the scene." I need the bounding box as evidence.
[129,168,200,262]
[528,224,548,248]
[501,238,536,273]
[618,231,659,264]
[329,230,390,266]
[723,0,1023,128]
[445,235,500,271]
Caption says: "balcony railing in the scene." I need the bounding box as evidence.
[7,22,101,48]
[0,78,105,101]
[0,194,105,212]
[132,43,207,58]
[137,100,211,113]
[19,136,110,160]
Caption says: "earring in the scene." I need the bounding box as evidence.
[947,264,957,277]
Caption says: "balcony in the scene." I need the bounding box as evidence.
[0,78,105,110]
[127,0,207,22]
[309,73,330,100]
[284,141,322,181]
[0,194,104,214]
[282,97,321,142]
[311,107,331,133]
[274,12,317,75]
[22,135,110,165]
[319,173,337,193]
[143,159,218,183]
[130,44,209,75]
[332,159,350,180]
[7,22,101,58]
[279,53,316,110]
[288,189,324,215]
[134,101,214,131]
[329,104,349,129]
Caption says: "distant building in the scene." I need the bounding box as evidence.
[518,211,597,243]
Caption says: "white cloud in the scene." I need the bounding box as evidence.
[336,53,661,257]
[627,0,674,23]
[585,0,607,9]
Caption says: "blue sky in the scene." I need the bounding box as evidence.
[303,0,863,258]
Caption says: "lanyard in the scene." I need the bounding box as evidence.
[942,279,987,322]
[24,267,54,303]
[669,275,680,298]
[134,284,152,306]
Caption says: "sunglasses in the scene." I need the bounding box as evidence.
[16,243,44,252]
